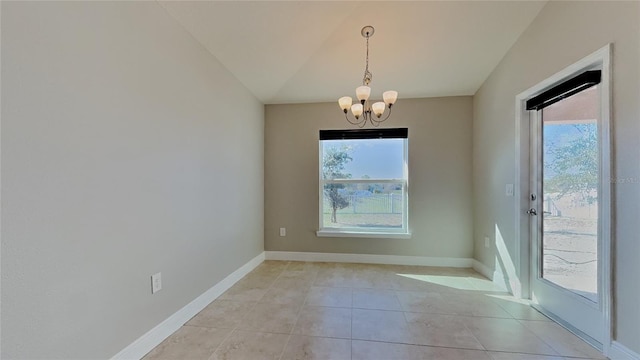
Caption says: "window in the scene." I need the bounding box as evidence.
[317,128,409,238]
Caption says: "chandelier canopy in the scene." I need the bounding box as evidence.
[338,26,398,128]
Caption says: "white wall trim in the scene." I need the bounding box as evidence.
[609,341,640,360]
[265,251,473,268]
[472,259,493,279]
[472,260,508,291]
[316,230,412,239]
[111,252,265,360]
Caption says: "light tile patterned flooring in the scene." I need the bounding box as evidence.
[143,261,606,360]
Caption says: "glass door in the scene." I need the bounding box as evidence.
[529,83,604,346]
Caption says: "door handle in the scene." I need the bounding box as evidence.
[527,208,537,216]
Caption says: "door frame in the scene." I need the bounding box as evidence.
[514,44,612,354]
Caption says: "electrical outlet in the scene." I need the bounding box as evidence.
[505,184,514,197]
[151,272,162,294]
[279,227,286,237]
[484,236,490,248]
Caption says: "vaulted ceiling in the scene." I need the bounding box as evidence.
[160,1,547,104]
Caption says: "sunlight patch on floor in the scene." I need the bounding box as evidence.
[396,273,488,291]
[485,294,530,305]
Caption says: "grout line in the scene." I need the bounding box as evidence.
[458,315,488,352]
[482,348,578,359]
[350,287,354,360]
[351,338,492,354]
[513,318,565,357]
[276,261,313,360]
[209,260,288,359]
[205,326,234,360]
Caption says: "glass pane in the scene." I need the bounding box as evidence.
[321,139,404,180]
[541,85,599,302]
[322,181,404,229]
[320,137,406,231]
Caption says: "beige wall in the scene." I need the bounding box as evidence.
[472,0,639,353]
[1,2,264,358]
[265,97,473,258]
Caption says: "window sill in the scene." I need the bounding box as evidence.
[316,230,412,239]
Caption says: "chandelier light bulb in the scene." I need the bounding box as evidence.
[351,103,364,119]
[372,102,386,117]
[356,86,371,102]
[383,90,398,106]
[338,96,353,112]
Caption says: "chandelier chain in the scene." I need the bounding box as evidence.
[363,33,372,86]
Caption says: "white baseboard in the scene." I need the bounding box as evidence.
[265,251,473,267]
[610,341,640,360]
[111,252,265,360]
[472,260,508,292]
[472,259,493,279]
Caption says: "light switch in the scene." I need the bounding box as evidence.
[151,272,162,294]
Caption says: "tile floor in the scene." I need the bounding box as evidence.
[143,261,606,360]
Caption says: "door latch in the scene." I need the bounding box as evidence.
[527,208,537,216]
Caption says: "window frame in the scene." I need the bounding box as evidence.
[316,133,410,238]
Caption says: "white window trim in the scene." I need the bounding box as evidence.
[318,138,409,238]
[316,230,412,239]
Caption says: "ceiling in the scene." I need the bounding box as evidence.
[160,1,547,104]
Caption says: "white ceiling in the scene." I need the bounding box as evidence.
[160,1,547,104]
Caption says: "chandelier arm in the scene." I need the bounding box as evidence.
[369,106,392,127]
[344,112,366,127]
[379,106,393,122]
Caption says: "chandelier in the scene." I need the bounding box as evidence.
[338,26,398,127]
